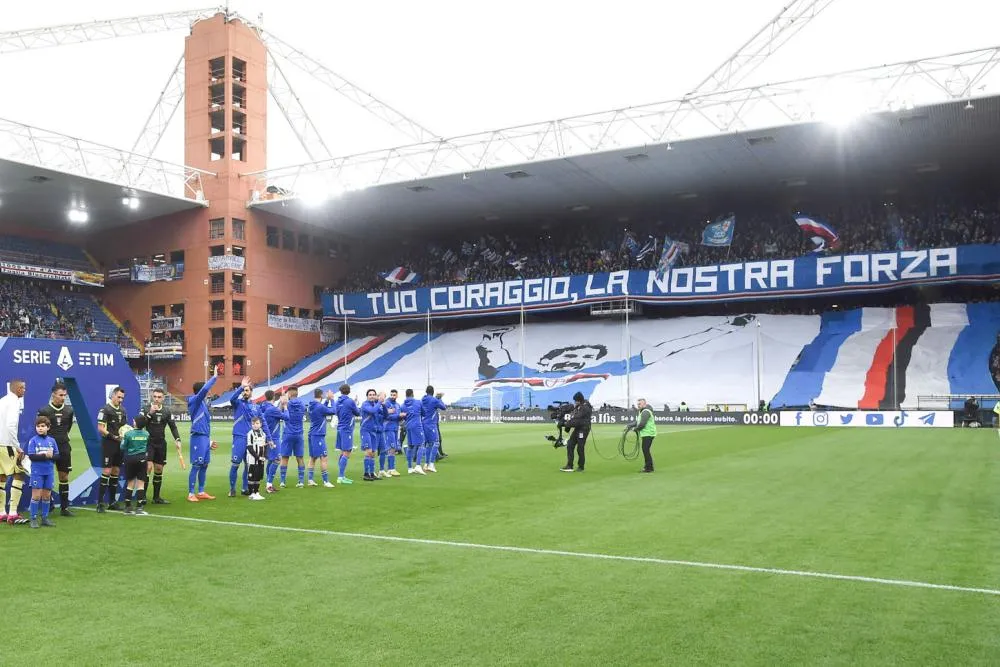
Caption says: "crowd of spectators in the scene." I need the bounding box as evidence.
[0,277,132,348]
[332,196,1000,294]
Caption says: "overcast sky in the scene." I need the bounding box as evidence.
[2,0,998,171]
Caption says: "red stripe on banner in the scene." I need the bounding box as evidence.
[858,307,914,409]
[256,337,387,400]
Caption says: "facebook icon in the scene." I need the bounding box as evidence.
[795,412,803,425]
[866,413,884,426]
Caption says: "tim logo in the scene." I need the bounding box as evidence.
[918,413,935,425]
[840,414,854,424]
[56,346,74,371]
[865,413,884,425]
[893,411,908,427]
[78,352,115,367]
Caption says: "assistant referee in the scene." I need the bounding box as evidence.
[37,382,75,516]
[140,388,181,505]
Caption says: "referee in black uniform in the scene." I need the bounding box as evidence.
[37,381,75,517]
[140,388,181,505]
[96,387,127,513]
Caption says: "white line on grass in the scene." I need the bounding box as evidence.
[141,512,1000,597]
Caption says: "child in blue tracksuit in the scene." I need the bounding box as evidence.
[26,416,59,528]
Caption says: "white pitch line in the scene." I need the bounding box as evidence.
[142,512,1000,597]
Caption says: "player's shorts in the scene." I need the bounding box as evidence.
[266,441,281,462]
[423,425,440,446]
[54,442,72,473]
[308,435,328,458]
[405,422,425,447]
[335,430,354,452]
[382,428,399,451]
[29,471,54,490]
[360,430,379,452]
[102,439,124,468]
[280,433,304,458]
[124,454,148,482]
[231,434,247,465]
[190,434,212,467]
[147,439,167,466]
[1,445,19,476]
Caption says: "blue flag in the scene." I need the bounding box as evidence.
[701,215,736,247]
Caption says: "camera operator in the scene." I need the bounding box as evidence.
[963,396,980,427]
[560,392,592,473]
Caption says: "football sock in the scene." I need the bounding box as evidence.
[308,467,315,482]
[266,461,276,484]
[297,465,305,484]
[414,446,425,466]
[229,464,239,491]
[430,445,439,464]
[405,447,414,468]
[40,498,50,519]
[98,475,109,505]
[197,466,207,492]
[321,469,329,484]
[59,481,69,510]
[379,453,386,471]
[279,464,288,484]
[152,472,163,499]
[9,480,22,513]
[29,499,38,520]
[124,487,133,507]
[138,487,147,506]
[338,455,348,477]
[388,454,396,471]
[188,467,198,494]
[107,476,119,504]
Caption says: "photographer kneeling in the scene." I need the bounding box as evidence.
[560,392,592,473]
[626,398,656,473]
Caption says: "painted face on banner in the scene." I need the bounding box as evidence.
[537,345,608,372]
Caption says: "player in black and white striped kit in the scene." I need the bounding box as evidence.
[245,416,270,501]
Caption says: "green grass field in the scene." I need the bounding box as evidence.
[6,422,1000,665]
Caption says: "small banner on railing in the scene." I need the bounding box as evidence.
[146,342,184,359]
[267,314,319,332]
[208,255,246,271]
[0,261,104,288]
[151,316,183,333]
[132,263,184,283]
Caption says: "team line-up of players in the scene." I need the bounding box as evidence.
[205,375,450,501]
[4,368,449,526]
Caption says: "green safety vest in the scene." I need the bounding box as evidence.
[637,408,657,437]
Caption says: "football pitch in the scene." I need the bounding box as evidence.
[7,422,999,666]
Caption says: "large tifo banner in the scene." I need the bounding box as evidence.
[779,410,955,428]
[0,261,104,288]
[324,244,1000,322]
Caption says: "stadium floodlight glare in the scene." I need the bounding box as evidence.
[812,81,871,128]
[67,207,89,224]
[121,196,140,210]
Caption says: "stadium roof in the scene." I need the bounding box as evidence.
[0,158,207,231]
[249,94,1000,234]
